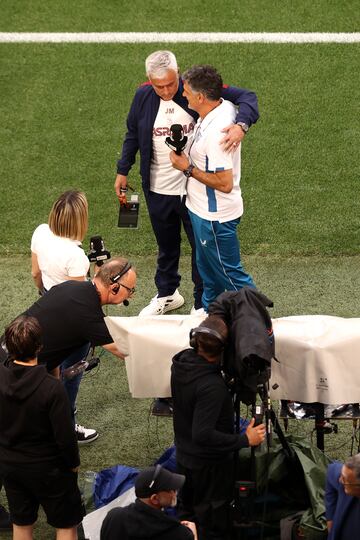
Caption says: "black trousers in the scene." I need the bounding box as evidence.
[177,459,234,540]
[144,191,203,308]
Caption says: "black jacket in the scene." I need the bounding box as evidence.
[100,499,193,540]
[0,362,79,470]
[171,349,248,468]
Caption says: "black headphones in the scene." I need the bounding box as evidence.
[110,262,132,294]
[189,326,226,351]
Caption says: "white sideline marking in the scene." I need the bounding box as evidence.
[0,32,359,43]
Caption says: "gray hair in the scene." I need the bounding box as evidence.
[95,257,132,287]
[145,50,178,78]
[345,454,360,480]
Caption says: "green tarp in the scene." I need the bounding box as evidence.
[237,434,331,539]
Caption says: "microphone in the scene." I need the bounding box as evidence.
[165,124,188,155]
[123,299,129,306]
[87,235,111,266]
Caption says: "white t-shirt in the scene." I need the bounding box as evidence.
[186,99,243,223]
[150,99,195,195]
[31,223,90,290]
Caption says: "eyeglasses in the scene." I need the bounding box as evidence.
[119,283,136,296]
[339,474,360,486]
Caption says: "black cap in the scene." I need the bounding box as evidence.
[135,465,185,498]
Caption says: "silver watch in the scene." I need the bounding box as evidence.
[237,122,249,134]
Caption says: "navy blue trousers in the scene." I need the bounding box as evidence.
[144,191,203,309]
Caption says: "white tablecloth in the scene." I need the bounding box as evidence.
[105,314,360,403]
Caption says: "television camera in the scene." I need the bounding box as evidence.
[206,288,294,538]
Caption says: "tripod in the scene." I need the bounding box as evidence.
[231,378,295,539]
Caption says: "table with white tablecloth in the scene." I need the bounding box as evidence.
[105,314,360,403]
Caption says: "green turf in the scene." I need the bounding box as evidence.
[1,4,359,537]
[1,43,359,258]
[2,254,360,330]
[0,0,359,32]
[1,254,360,540]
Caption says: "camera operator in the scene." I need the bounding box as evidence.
[171,316,265,540]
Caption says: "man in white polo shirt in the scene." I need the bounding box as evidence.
[170,65,255,311]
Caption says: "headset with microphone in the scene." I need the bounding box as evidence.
[110,262,132,306]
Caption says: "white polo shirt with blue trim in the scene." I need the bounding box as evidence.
[186,99,243,223]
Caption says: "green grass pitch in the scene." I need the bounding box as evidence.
[0,2,359,537]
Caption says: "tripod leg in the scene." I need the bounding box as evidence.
[314,403,325,452]
[350,419,357,455]
[269,408,295,461]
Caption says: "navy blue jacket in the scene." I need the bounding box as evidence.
[117,79,259,193]
[325,461,360,540]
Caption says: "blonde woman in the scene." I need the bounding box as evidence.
[30,190,97,444]
[31,190,90,293]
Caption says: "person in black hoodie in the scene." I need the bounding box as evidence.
[171,316,266,540]
[100,465,197,540]
[0,315,83,540]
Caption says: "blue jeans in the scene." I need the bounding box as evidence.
[189,211,255,311]
[61,343,91,425]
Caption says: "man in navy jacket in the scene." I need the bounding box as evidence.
[115,50,259,317]
[325,455,360,539]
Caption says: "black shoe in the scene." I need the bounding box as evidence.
[151,398,173,417]
[0,505,11,530]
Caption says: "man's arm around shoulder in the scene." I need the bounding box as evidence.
[221,85,259,126]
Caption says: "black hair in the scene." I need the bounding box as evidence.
[5,315,42,362]
[196,316,228,356]
[182,65,223,101]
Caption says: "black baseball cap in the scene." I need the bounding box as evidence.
[135,465,185,498]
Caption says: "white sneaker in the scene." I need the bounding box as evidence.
[139,289,185,316]
[190,306,206,316]
[75,423,99,444]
